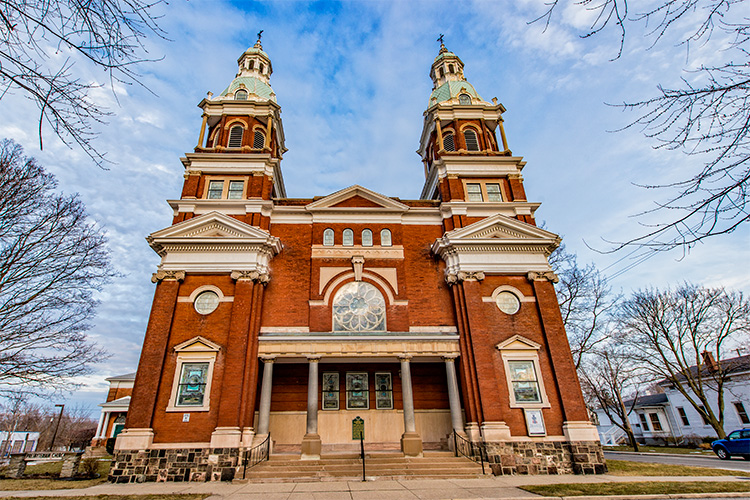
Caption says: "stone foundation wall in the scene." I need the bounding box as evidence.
[485,440,606,475]
[109,448,240,483]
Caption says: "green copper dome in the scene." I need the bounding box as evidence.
[220,77,276,101]
[429,81,482,105]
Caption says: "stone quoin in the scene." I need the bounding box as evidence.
[110,37,605,483]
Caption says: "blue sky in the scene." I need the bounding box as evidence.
[1,0,748,416]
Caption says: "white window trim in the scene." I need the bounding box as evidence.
[202,176,246,200]
[166,337,220,413]
[497,336,551,409]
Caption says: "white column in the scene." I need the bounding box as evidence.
[444,356,464,433]
[94,411,107,440]
[256,357,275,435]
[399,355,423,456]
[306,357,320,434]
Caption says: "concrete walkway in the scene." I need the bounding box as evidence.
[1,475,750,499]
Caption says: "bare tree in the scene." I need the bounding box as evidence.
[550,245,620,368]
[0,0,166,166]
[619,283,750,439]
[579,345,645,451]
[0,140,113,390]
[533,1,750,250]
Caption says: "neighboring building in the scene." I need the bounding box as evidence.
[112,39,603,482]
[595,353,750,445]
[91,373,135,448]
[0,432,39,456]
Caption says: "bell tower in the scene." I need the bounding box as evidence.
[418,41,534,231]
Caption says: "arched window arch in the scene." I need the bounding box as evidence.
[323,228,334,246]
[248,60,255,70]
[443,132,455,152]
[332,282,386,332]
[235,89,248,100]
[464,129,480,151]
[362,229,373,247]
[380,229,392,247]
[259,63,265,74]
[439,67,444,78]
[458,93,471,105]
[253,129,265,149]
[448,64,455,73]
[228,125,244,148]
[343,229,354,246]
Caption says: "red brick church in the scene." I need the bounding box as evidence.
[111,38,604,482]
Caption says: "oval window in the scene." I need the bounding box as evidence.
[194,290,220,315]
[495,291,520,315]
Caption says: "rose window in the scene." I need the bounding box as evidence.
[332,282,386,332]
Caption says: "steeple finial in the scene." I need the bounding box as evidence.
[255,30,264,49]
[437,34,447,53]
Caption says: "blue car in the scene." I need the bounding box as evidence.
[712,429,750,460]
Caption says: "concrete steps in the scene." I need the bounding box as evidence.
[237,450,490,482]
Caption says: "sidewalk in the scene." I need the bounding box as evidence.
[1,474,750,500]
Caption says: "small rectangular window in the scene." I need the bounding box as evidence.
[466,183,483,202]
[649,413,663,431]
[639,413,650,431]
[486,183,502,201]
[227,181,244,199]
[177,362,209,406]
[375,372,393,409]
[507,360,541,403]
[207,180,224,199]
[678,407,690,426]
[735,402,750,424]
[699,405,710,425]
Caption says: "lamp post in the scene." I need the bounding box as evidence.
[49,404,65,451]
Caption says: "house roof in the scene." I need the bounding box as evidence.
[622,393,669,409]
[660,354,750,385]
[100,396,130,409]
[105,372,136,382]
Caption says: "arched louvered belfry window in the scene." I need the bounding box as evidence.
[443,132,455,152]
[253,130,265,150]
[228,125,244,148]
[235,89,248,100]
[464,129,480,151]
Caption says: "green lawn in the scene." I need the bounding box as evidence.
[605,444,713,454]
[0,459,111,490]
[606,459,749,476]
[521,481,750,497]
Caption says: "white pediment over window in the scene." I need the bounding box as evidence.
[174,336,221,353]
[496,335,541,351]
[445,214,560,243]
[306,185,409,212]
[148,211,279,242]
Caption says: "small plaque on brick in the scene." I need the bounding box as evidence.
[352,416,364,440]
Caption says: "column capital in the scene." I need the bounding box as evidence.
[398,354,413,361]
[442,354,459,361]
[151,270,185,283]
[231,270,271,284]
[527,271,559,283]
[307,356,322,362]
[445,271,485,286]
[260,356,277,363]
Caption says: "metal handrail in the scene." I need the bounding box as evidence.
[242,434,271,479]
[453,430,486,474]
[359,430,366,481]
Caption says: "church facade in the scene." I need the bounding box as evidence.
[111,39,604,482]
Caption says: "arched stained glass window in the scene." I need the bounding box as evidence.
[464,129,480,151]
[343,229,354,246]
[228,125,244,148]
[235,89,248,100]
[380,229,392,247]
[362,229,373,247]
[323,228,334,246]
[253,130,265,149]
[332,282,386,332]
[443,133,455,152]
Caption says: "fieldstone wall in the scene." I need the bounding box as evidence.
[485,440,606,475]
[109,448,240,483]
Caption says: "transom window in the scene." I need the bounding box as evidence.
[176,363,209,406]
[323,228,334,246]
[443,132,455,152]
[235,89,248,100]
[332,282,386,332]
[458,93,471,105]
[228,125,244,148]
[380,229,392,246]
[464,129,480,151]
[507,360,542,403]
[253,130,265,149]
[342,229,354,246]
[362,229,373,247]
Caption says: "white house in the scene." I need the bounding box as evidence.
[0,431,39,456]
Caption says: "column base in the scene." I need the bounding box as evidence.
[210,427,242,448]
[480,421,512,442]
[464,422,481,442]
[400,432,423,457]
[114,428,154,450]
[301,433,322,460]
[240,427,256,448]
[563,421,601,442]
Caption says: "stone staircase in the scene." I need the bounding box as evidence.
[236,451,490,482]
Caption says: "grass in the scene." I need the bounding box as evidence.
[0,497,210,500]
[521,481,750,497]
[605,444,713,454]
[0,459,111,490]
[606,459,749,476]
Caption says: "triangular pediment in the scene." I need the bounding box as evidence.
[496,335,541,351]
[174,336,221,353]
[445,214,560,243]
[148,211,275,241]
[306,185,409,212]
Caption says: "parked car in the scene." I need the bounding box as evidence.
[711,429,750,460]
